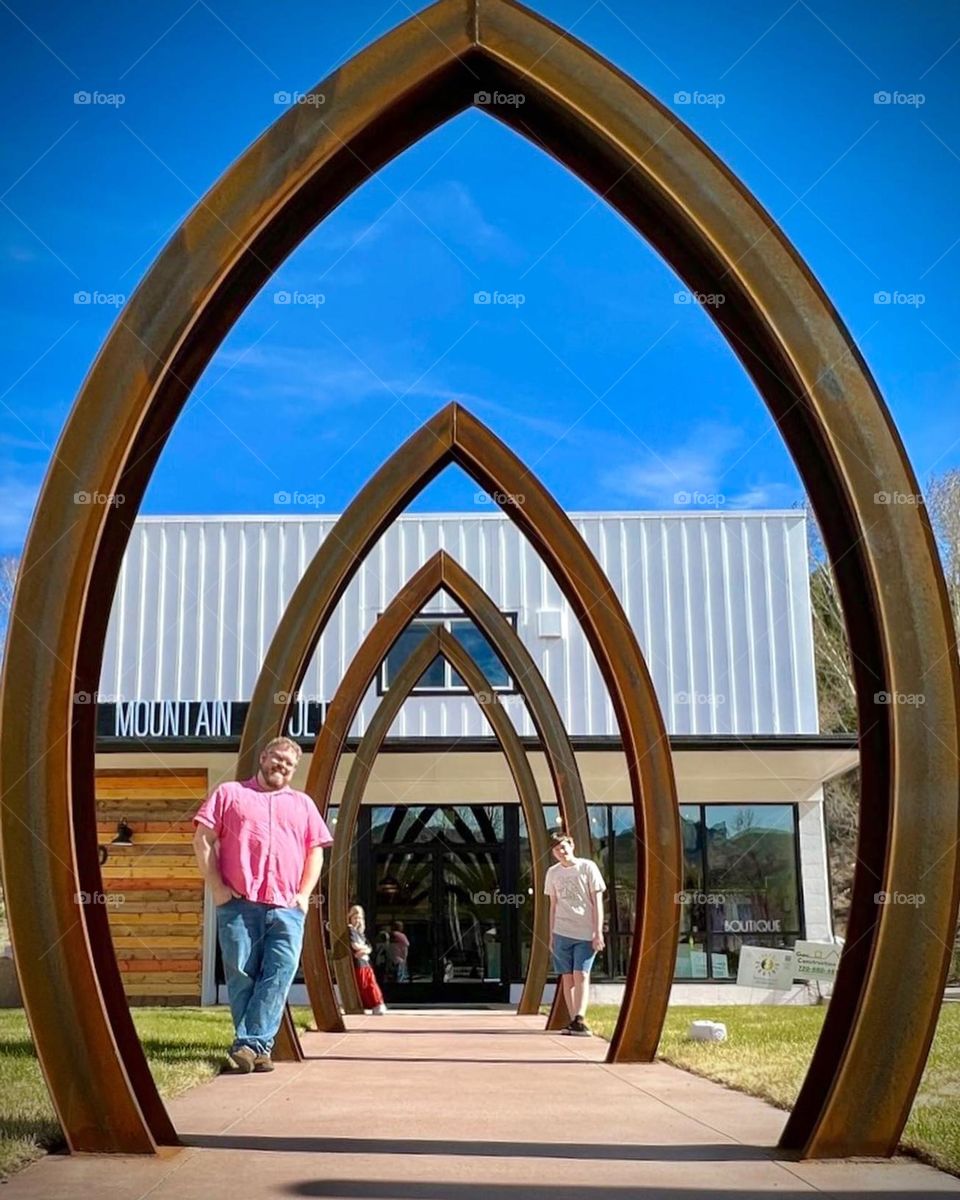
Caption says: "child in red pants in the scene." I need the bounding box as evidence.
[348,904,387,1014]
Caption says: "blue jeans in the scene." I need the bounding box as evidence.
[216,897,305,1057]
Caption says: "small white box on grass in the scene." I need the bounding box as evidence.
[688,1019,727,1042]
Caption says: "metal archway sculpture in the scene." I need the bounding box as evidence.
[0,0,957,1160]
[279,548,597,1029]
[237,407,674,1052]
[325,624,553,1016]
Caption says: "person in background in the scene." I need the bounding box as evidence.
[348,905,388,1014]
[193,736,332,1072]
[389,920,411,983]
[544,830,606,1037]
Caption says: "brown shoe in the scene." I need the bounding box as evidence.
[228,1046,256,1073]
[254,1054,275,1073]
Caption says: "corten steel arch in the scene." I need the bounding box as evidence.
[281,549,596,1030]
[325,625,553,1016]
[235,407,677,1045]
[0,0,956,1160]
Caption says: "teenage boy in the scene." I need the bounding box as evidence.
[544,831,606,1036]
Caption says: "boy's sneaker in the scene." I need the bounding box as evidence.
[253,1054,275,1072]
[228,1046,256,1073]
[568,1015,592,1037]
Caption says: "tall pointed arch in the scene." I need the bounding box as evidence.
[324,624,552,1017]
[238,408,675,1051]
[281,548,598,1029]
[0,0,955,1158]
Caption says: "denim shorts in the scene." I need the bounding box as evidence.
[552,933,598,975]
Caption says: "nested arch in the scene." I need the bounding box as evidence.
[285,549,597,1031]
[238,418,677,1054]
[324,624,553,1017]
[0,0,956,1158]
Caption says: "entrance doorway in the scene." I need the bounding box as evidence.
[359,805,519,1003]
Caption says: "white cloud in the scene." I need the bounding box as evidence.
[600,422,743,504]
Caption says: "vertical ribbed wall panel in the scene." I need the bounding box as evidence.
[99,512,818,736]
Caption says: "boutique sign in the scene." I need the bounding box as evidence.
[96,699,326,744]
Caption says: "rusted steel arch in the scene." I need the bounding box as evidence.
[327,625,552,1016]
[286,549,595,1030]
[0,0,955,1159]
[238,407,677,1052]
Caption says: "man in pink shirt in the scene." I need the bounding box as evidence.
[193,736,332,1073]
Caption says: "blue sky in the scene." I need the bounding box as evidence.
[2,0,960,554]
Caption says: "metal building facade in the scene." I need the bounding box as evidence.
[99,510,819,738]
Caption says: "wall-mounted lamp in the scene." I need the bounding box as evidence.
[111,819,134,845]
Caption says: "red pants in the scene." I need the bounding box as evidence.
[356,965,384,1009]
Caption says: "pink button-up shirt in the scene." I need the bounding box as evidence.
[194,777,333,906]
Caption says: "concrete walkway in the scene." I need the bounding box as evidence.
[7,1012,960,1198]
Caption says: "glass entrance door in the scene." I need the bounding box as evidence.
[366,806,512,1003]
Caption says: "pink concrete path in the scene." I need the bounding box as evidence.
[6,1011,960,1199]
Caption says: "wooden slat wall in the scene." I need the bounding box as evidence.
[97,769,209,1005]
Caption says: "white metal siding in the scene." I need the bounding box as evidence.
[100,512,819,736]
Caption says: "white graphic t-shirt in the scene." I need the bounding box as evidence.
[544,857,606,940]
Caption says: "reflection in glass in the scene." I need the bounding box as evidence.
[449,620,510,688]
[381,616,514,692]
[383,623,445,690]
[372,850,433,984]
[370,806,503,845]
[705,804,800,933]
[440,849,502,982]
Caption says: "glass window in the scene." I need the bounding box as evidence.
[381,614,515,692]
[370,805,503,845]
[383,623,445,690]
[704,804,801,936]
[449,620,510,689]
[610,805,635,943]
[673,803,803,983]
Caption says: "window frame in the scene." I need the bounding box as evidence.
[376,610,519,697]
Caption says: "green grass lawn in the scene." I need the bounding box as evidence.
[589,1003,960,1177]
[0,1006,314,1180]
